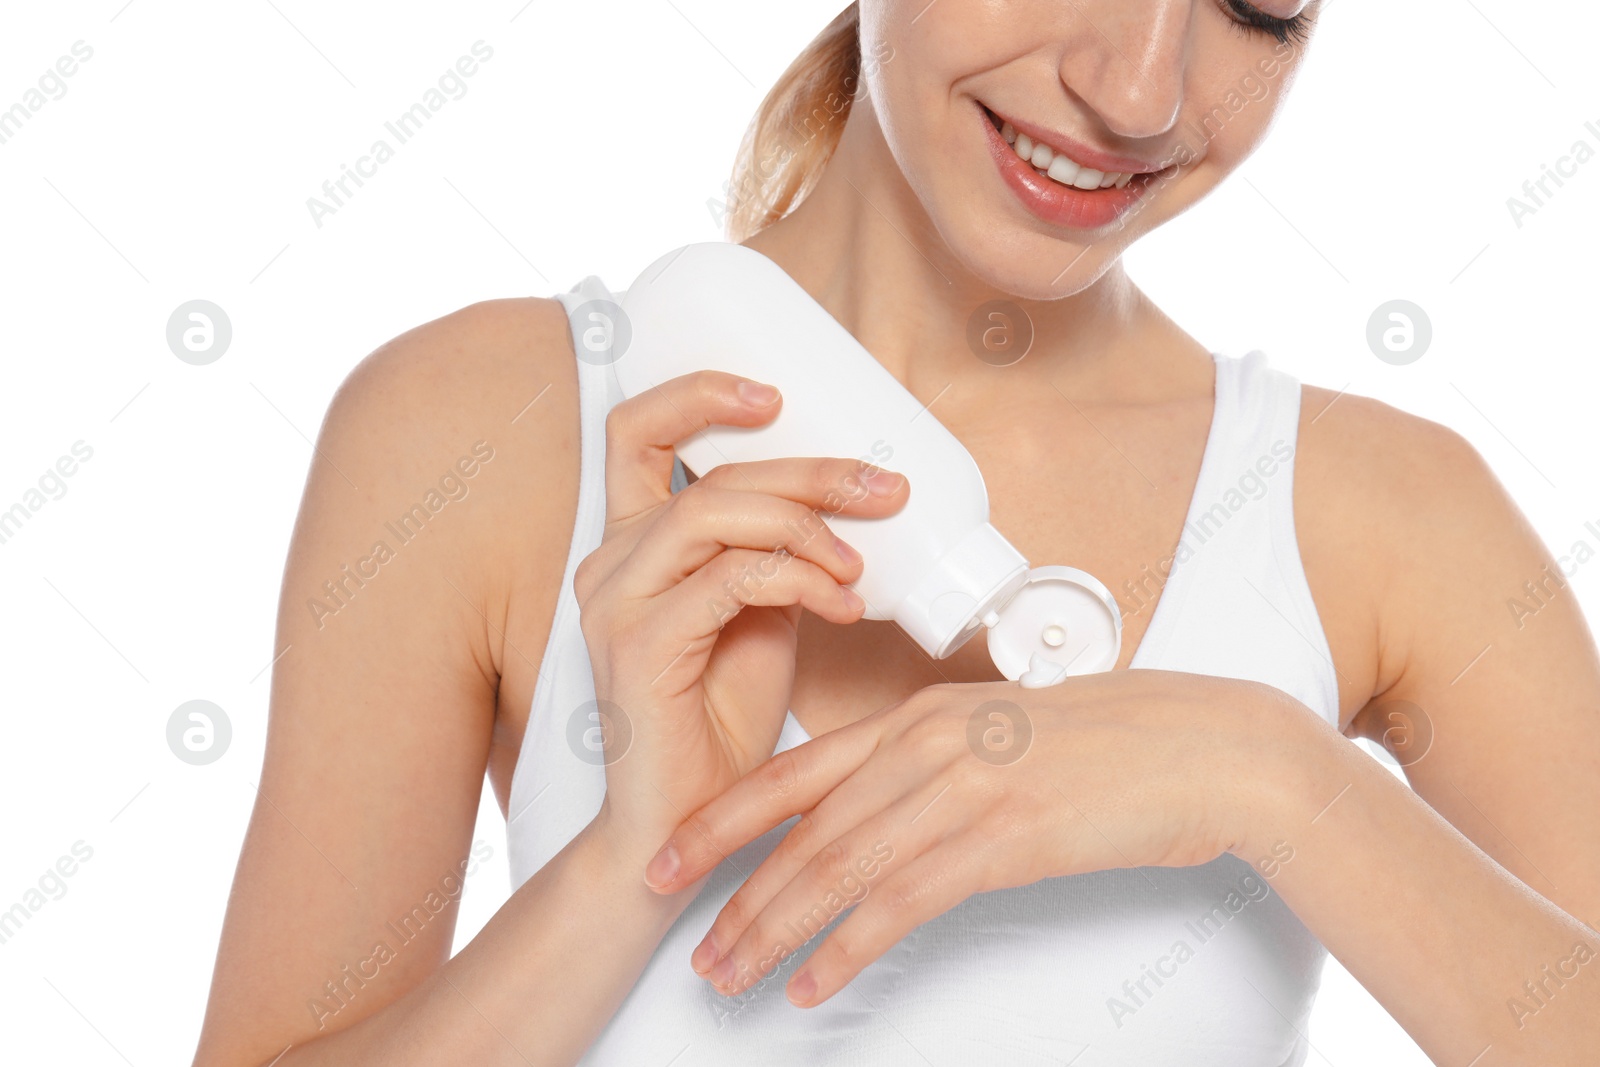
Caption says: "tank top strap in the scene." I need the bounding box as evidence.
[1228,351,1317,605]
[556,275,690,495]
[552,276,630,555]
[503,278,627,881]
[1155,348,1340,724]
[1209,349,1302,483]
[1213,351,1316,615]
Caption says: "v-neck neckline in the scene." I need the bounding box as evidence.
[782,351,1228,749]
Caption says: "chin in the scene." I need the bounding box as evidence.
[939,217,1124,302]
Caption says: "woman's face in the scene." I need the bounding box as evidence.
[857,0,1319,300]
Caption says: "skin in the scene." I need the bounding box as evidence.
[193,1,1600,1064]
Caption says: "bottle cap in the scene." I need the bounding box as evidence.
[984,566,1122,687]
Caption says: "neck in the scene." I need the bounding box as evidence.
[738,92,1181,406]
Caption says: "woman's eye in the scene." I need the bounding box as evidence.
[1217,0,1313,45]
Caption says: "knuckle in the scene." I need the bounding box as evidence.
[746,540,794,585]
[780,500,827,548]
[833,461,870,506]
[699,461,740,489]
[680,811,719,858]
[575,593,610,642]
[716,552,762,603]
[915,727,958,767]
[876,874,922,916]
[825,931,860,970]
[760,749,801,802]
[572,552,603,601]
[889,687,934,723]
[818,457,856,499]
[668,483,711,524]
[602,402,631,445]
[719,885,755,932]
[892,689,955,738]
[901,708,949,753]
[814,837,852,881]
[691,369,726,401]
[780,813,820,861]
[807,456,837,496]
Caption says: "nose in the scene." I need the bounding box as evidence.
[1056,0,1189,141]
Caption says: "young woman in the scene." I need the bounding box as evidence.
[193,2,1600,1064]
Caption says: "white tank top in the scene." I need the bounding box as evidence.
[506,273,1341,1066]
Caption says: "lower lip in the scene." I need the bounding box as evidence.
[979,105,1157,230]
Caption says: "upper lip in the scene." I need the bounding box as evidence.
[981,102,1170,175]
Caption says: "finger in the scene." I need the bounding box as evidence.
[610,486,868,597]
[595,549,865,704]
[613,451,907,594]
[602,370,783,522]
[580,459,906,605]
[646,725,883,893]
[784,832,989,1007]
[690,455,908,515]
[703,784,951,994]
[662,548,869,634]
[688,760,915,975]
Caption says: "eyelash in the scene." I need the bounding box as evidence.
[1217,0,1313,46]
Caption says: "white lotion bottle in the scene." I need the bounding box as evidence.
[610,242,1120,687]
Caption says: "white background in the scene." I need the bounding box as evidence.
[1,1,1596,1064]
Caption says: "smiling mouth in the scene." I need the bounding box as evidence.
[980,104,1172,192]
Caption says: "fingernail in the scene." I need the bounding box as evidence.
[737,381,779,406]
[709,954,736,988]
[691,931,719,974]
[833,536,861,566]
[788,969,817,1006]
[644,842,680,889]
[864,470,903,497]
[840,585,865,612]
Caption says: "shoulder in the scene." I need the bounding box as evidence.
[1296,383,1511,565]
[1293,380,1550,726]
[314,295,579,518]
[294,293,583,660]
[327,295,576,449]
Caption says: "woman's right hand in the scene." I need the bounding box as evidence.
[572,370,907,870]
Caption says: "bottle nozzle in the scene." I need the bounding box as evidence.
[985,566,1122,687]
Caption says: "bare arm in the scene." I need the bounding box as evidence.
[191,299,694,1065]
[1244,397,1600,1063]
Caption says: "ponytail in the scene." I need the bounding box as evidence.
[724,4,862,241]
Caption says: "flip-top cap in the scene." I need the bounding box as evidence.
[984,566,1122,687]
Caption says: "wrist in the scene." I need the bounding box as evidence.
[581,799,709,915]
[585,797,670,868]
[1225,683,1349,868]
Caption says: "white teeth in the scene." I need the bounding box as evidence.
[1000,116,1134,191]
[1047,154,1081,186]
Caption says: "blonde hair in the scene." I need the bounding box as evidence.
[725,4,862,242]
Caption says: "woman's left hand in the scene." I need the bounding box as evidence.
[641,668,1312,1007]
